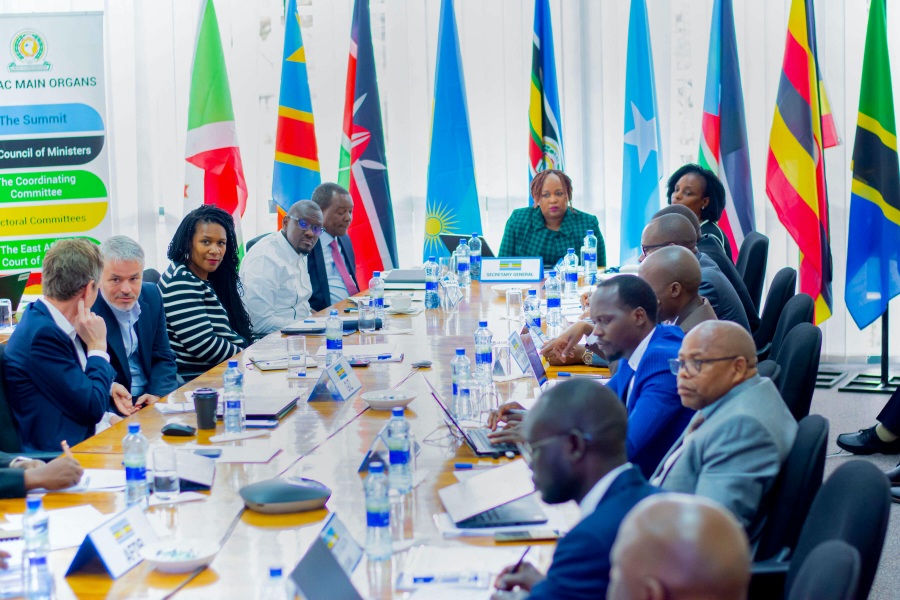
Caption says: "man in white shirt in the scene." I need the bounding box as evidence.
[491,380,659,600]
[308,183,359,312]
[240,200,324,337]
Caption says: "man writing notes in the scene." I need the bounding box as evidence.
[92,236,179,409]
[240,200,324,337]
[308,183,359,312]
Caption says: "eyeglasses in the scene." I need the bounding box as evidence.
[640,242,672,256]
[668,356,740,376]
[285,215,324,236]
[517,429,595,465]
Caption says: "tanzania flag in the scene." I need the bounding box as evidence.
[184,0,248,242]
[423,0,483,260]
[765,0,834,324]
[338,0,398,286]
[273,0,321,226]
[528,0,564,188]
[847,0,900,330]
[698,0,754,261]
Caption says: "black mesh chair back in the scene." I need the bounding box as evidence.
[246,233,271,253]
[142,268,161,284]
[737,232,770,312]
[787,540,860,600]
[754,267,796,353]
[774,323,822,421]
[754,414,828,561]
[767,294,815,363]
[0,344,23,453]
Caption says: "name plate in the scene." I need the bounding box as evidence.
[479,257,543,282]
[309,357,362,402]
[66,504,159,579]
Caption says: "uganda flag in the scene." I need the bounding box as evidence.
[846,0,900,330]
[527,0,564,188]
[765,0,834,324]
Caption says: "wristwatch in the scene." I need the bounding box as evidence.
[583,350,593,365]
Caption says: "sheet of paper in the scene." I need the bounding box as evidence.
[148,491,206,507]
[433,506,568,539]
[155,401,193,414]
[398,545,525,591]
[4,505,106,550]
[315,343,396,358]
[375,328,414,336]
[406,586,490,600]
[385,306,425,316]
[208,430,270,443]
[0,539,24,597]
[30,469,125,494]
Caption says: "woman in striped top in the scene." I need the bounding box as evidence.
[159,205,252,381]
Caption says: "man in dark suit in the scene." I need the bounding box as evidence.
[308,183,359,311]
[92,236,179,410]
[0,452,84,499]
[5,239,125,451]
[491,380,659,599]
[638,245,717,334]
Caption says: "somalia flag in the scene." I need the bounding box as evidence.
[423,0,483,260]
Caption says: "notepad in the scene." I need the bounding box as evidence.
[2,505,106,550]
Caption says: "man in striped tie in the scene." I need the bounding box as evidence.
[308,183,360,312]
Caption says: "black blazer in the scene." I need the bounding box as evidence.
[308,235,358,312]
[92,283,180,401]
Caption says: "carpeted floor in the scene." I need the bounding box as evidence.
[809,363,899,600]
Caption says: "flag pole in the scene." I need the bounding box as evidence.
[839,305,898,394]
[882,305,890,387]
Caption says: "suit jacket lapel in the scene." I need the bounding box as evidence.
[94,297,128,381]
[136,294,152,373]
[313,241,329,291]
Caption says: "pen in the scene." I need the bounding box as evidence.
[61,440,75,460]
[511,546,531,573]
[556,372,608,379]
[376,354,392,360]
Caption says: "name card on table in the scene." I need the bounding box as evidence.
[66,504,159,579]
[308,357,362,402]
[479,257,543,282]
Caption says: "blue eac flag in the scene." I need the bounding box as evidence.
[620,0,662,264]
[423,0,483,260]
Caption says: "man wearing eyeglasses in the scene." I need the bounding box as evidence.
[650,321,797,542]
[240,200,324,336]
[308,183,359,312]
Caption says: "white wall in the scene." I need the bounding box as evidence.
[1,0,897,362]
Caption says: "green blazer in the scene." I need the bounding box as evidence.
[499,206,605,268]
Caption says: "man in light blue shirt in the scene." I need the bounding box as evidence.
[308,183,359,311]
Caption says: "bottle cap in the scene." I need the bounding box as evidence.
[269,567,283,578]
[586,229,593,235]
[456,348,465,355]
[568,248,575,253]
[369,461,384,473]
[228,359,238,368]
[128,423,140,434]
[479,321,487,327]
[330,309,339,316]
[26,497,41,510]
[459,238,467,245]
[472,232,479,237]
[28,556,46,567]
[528,289,536,295]
[392,407,405,417]
[373,271,381,278]
[549,270,557,277]
[429,256,436,262]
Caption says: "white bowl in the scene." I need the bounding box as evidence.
[491,284,529,298]
[362,390,416,411]
[141,540,220,573]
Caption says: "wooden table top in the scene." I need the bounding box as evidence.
[1,283,607,599]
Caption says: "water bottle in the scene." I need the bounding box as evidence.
[23,555,53,600]
[582,230,598,285]
[468,233,482,282]
[474,321,493,385]
[450,348,471,401]
[563,248,579,299]
[524,289,541,328]
[455,239,471,288]
[326,309,343,366]
[223,359,244,434]
[124,423,149,507]
[424,256,441,309]
[387,408,412,494]
[364,462,392,561]
[258,566,294,600]
[369,272,385,323]
[545,270,562,328]
[23,497,49,559]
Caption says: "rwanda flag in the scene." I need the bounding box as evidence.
[847,0,900,330]
[423,0,483,260]
[528,0,565,187]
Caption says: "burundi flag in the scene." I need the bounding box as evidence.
[528,0,564,191]
[338,0,398,286]
[766,0,834,324]
[621,0,662,264]
[273,0,321,226]
[846,0,900,330]
[698,0,755,261]
[423,0,483,260]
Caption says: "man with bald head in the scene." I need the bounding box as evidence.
[639,245,717,333]
[608,494,750,600]
[641,214,751,331]
[240,199,324,336]
[650,321,796,541]
[492,380,659,600]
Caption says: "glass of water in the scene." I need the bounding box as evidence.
[491,341,511,378]
[0,299,11,329]
[153,446,180,502]
[506,288,523,322]
[359,298,376,333]
[286,336,307,379]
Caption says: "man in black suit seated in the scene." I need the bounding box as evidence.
[0,452,83,499]
[308,183,359,311]
[92,236,179,411]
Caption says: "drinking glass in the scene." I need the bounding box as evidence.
[491,341,511,378]
[286,336,307,379]
[152,446,180,502]
[0,299,11,329]
[359,298,376,333]
[454,377,475,421]
[506,289,523,322]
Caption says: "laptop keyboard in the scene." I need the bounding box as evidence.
[469,427,518,454]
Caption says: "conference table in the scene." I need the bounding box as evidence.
[0,281,607,599]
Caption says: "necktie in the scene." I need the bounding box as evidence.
[652,412,706,486]
[686,412,705,434]
[330,239,360,296]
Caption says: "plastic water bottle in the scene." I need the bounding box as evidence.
[326,309,343,366]
[474,321,493,385]
[545,270,562,328]
[369,271,385,323]
[563,248,579,299]
[469,233,482,282]
[258,566,293,600]
[524,289,541,328]
[364,462,392,561]
[387,408,412,494]
[582,230,598,285]
[223,359,244,434]
[23,555,53,600]
[450,348,471,401]
[455,239,471,288]
[124,423,149,507]
[424,256,441,309]
[23,497,49,558]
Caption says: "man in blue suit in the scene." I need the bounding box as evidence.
[492,380,659,599]
[92,236,179,410]
[5,239,121,451]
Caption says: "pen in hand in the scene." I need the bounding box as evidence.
[511,546,531,573]
[61,440,77,461]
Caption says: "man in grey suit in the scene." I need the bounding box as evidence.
[650,321,797,542]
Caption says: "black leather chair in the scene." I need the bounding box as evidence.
[737,232,770,313]
[786,541,860,600]
[142,268,161,284]
[765,294,815,363]
[246,233,271,252]
[699,238,760,332]
[754,415,829,562]
[754,267,796,354]
[773,323,822,421]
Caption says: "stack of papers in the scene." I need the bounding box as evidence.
[397,545,525,591]
[1,505,106,550]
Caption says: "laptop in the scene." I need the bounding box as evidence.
[520,332,549,388]
[438,459,548,529]
[0,271,29,311]
[217,388,298,421]
[423,375,519,457]
[440,235,495,258]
